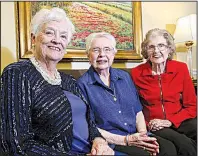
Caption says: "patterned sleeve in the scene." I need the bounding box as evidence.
[0,68,78,156]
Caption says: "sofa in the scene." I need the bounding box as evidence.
[60,68,131,80]
[60,68,197,94]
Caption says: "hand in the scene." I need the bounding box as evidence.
[90,137,114,155]
[148,119,172,131]
[127,132,159,155]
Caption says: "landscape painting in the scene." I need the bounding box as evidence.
[31,2,133,50]
[15,2,143,62]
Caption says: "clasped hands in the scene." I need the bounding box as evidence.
[127,132,159,156]
[148,119,172,131]
[87,137,114,155]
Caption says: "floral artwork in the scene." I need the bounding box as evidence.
[16,2,142,62]
[31,2,133,50]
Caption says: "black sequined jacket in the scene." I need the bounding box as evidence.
[0,60,101,156]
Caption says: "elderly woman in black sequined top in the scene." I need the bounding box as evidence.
[0,7,114,155]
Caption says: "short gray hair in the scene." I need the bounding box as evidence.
[30,7,75,43]
[141,28,176,60]
[86,32,117,54]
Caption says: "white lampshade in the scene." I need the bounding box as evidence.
[174,14,196,43]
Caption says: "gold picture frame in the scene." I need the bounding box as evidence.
[15,2,143,62]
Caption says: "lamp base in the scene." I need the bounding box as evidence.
[185,41,193,47]
[185,41,194,80]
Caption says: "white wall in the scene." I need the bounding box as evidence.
[1,2,17,72]
[1,2,197,73]
[142,2,196,36]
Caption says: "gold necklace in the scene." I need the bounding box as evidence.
[105,83,117,102]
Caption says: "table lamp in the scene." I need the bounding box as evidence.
[174,14,196,79]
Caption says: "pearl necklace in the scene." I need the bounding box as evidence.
[30,57,61,85]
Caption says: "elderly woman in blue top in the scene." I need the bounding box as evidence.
[77,32,177,155]
[0,8,114,156]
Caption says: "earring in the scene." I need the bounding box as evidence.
[32,44,35,49]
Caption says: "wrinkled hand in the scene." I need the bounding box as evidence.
[128,132,159,156]
[148,119,172,131]
[88,138,114,155]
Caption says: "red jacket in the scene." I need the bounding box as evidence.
[131,60,197,128]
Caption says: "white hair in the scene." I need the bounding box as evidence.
[86,32,117,54]
[30,7,75,43]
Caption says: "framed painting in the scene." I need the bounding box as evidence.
[15,2,143,62]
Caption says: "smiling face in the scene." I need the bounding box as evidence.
[147,35,171,64]
[88,37,116,72]
[32,20,69,62]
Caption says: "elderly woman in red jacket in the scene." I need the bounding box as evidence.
[131,28,197,156]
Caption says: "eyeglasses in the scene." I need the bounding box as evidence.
[92,47,114,54]
[147,43,169,51]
